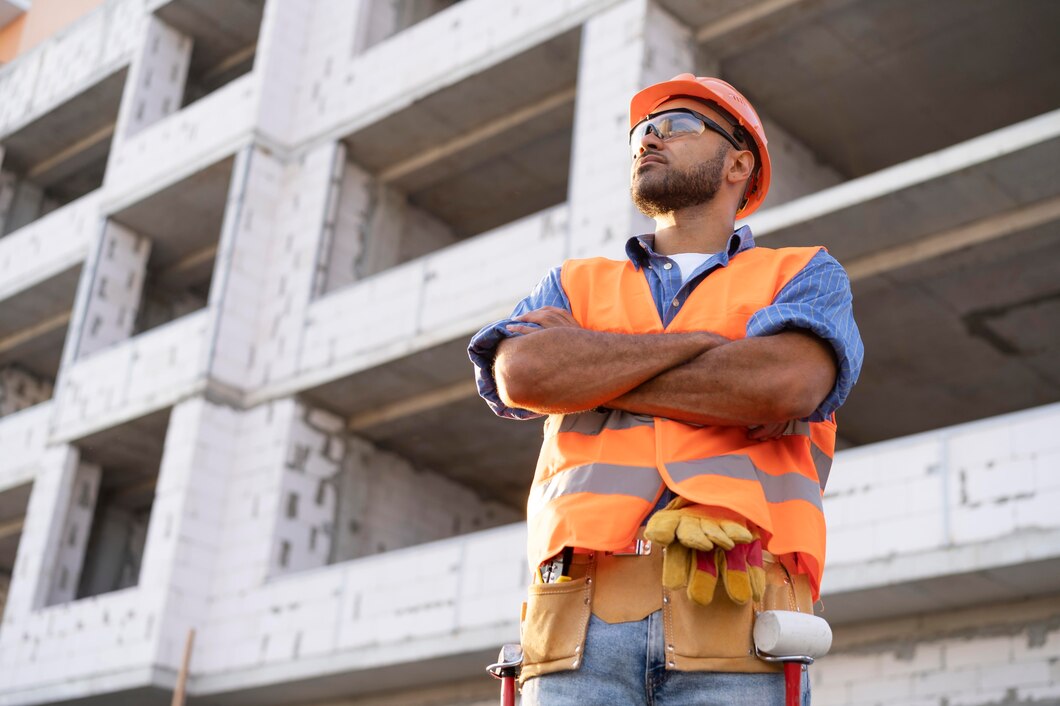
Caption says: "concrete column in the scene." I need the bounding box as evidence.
[138,398,239,670]
[315,149,458,296]
[0,445,83,620]
[43,461,101,606]
[253,0,311,146]
[270,403,344,576]
[314,145,364,296]
[0,153,13,234]
[112,15,193,142]
[208,141,339,391]
[567,0,695,260]
[72,221,151,360]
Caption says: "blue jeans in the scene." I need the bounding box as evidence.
[521,612,810,705]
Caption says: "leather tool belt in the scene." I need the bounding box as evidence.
[518,537,814,683]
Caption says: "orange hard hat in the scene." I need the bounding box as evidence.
[629,74,771,218]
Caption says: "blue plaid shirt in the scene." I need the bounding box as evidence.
[469,226,863,423]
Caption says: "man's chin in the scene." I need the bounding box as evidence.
[631,195,669,218]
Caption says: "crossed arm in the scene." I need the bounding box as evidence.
[494,306,838,429]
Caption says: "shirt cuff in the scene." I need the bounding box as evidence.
[468,320,544,420]
[746,307,861,422]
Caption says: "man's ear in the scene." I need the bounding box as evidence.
[728,149,756,184]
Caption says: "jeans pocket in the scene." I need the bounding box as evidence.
[520,577,592,680]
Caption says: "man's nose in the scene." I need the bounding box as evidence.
[637,124,664,153]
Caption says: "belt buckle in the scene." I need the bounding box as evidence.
[610,539,652,557]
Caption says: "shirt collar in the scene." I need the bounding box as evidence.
[625,225,756,271]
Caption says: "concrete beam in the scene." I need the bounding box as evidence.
[822,527,1060,625]
[199,43,258,84]
[24,124,115,181]
[0,311,71,356]
[695,0,809,43]
[749,107,1060,237]
[347,380,479,431]
[154,244,218,289]
[377,86,577,183]
[0,516,24,542]
[845,195,1060,281]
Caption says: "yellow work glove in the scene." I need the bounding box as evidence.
[644,497,766,606]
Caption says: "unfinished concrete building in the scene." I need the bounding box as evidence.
[0,0,1058,704]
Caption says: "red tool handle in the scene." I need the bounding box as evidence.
[500,676,516,706]
[784,662,801,706]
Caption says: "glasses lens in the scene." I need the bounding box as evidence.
[659,113,704,137]
[630,111,707,157]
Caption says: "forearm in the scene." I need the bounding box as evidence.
[609,331,837,426]
[495,328,727,414]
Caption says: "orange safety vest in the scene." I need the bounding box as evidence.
[527,246,836,599]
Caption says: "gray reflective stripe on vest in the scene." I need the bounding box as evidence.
[810,443,832,490]
[781,420,831,489]
[666,455,823,510]
[528,463,663,518]
[558,410,655,436]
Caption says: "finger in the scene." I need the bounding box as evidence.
[505,324,540,334]
[747,539,766,603]
[512,311,547,324]
[696,518,735,551]
[644,511,680,544]
[675,516,717,551]
[525,306,580,327]
[747,423,785,441]
[687,549,719,606]
[662,543,691,589]
[717,519,753,545]
[746,425,770,441]
[719,546,752,605]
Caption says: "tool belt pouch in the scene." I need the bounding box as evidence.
[664,553,814,673]
[518,559,593,685]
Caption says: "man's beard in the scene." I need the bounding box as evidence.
[631,144,728,217]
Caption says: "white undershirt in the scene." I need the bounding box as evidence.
[668,252,716,286]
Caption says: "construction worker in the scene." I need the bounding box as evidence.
[469,74,863,705]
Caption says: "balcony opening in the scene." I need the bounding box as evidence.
[268,340,539,576]
[268,373,530,576]
[153,0,265,108]
[0,68,126,237]
[318,28,580,294]
[356,0,463,53]
[46,408,170,605]
[0,481,31,621]
[0,364,54,418]
[110,156,233,335]
[0,263,81,416]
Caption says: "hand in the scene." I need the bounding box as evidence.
[506,306,581,335]
[644,497,765,606]
[746,421,790,442]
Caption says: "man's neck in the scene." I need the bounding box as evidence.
[651,203,735,255]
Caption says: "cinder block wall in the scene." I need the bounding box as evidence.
[0,0,1058,704]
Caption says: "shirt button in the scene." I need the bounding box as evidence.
[663,262,672,270]
[672,299,680,307]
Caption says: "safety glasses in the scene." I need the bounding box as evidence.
[629,108,743,159]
